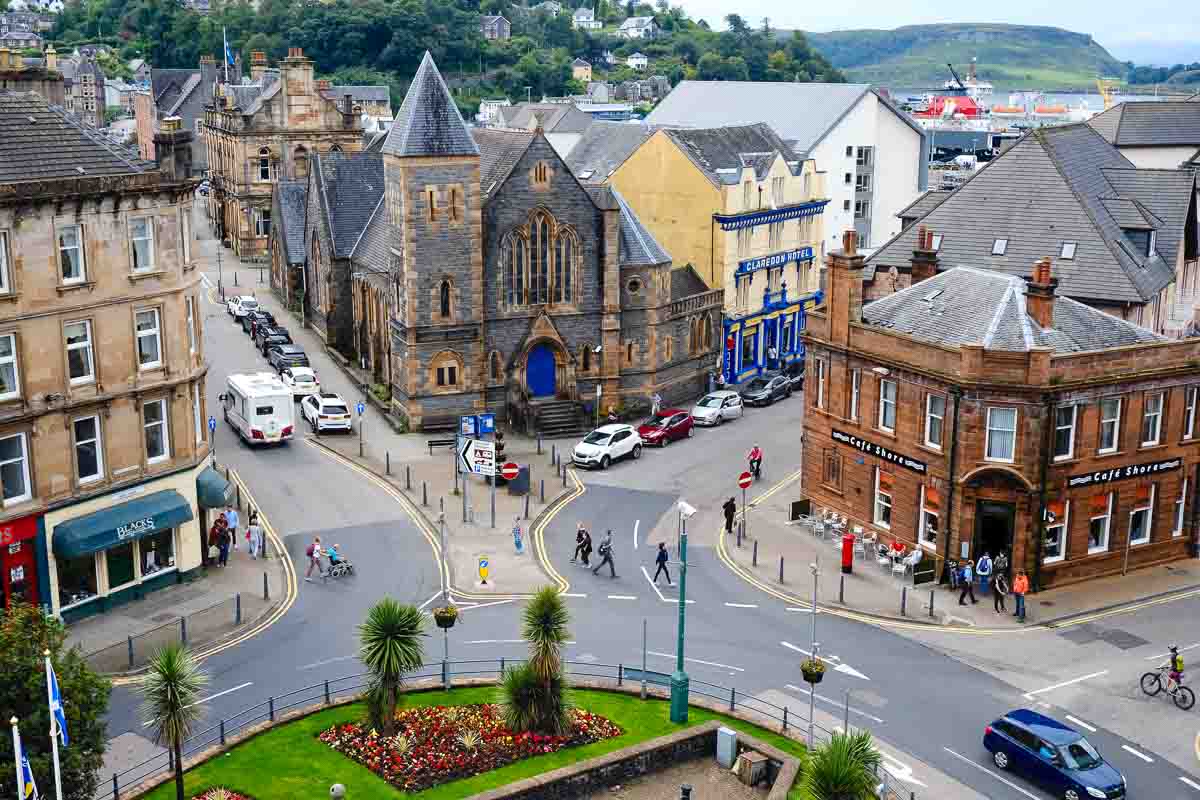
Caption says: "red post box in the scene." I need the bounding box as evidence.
[841,533,855,574]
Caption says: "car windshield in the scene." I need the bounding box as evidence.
[323,404,349,416]
[746,379,768,390]
[645,415,670,428]
[1058,738,1103,771]
[293,374,315,383]
[697,396,722,408]
[242,300,258,309]
[583,432,612,445]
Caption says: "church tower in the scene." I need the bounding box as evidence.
[382,52,485,428]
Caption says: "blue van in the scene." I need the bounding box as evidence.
[983,709,1126,799]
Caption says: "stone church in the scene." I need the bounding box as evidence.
[272,53,721,433]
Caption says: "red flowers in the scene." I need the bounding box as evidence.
[319,704,621,792]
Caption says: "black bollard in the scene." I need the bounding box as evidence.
[386,452,391,475]
[524,492,530,519]
[779,556,784,583]
[422,481,428,506]
[537,435,542,455]
[752,539,758,567]
[839,573,845,604]
[540,479,545,503]
[901,586,908,616]
[929,589,936,618]
[406,464,412,490]
[263,571,269,601]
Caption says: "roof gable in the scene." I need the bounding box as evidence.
[471,127,535,197]
[610,186,671,266]
[314,151,386,258]
[565,121,656,183]
[382,51,478,158]
[273,181,308,264]
[661,123,800,186]
[1108,101,1200,147]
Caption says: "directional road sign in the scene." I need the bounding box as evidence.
[478,413,496,434]
[207,416,217,434]
[500,462,520,481]
[459,437,496,476]
[737,471,753,490]
[355,401,366,416]
[459,415,478,437]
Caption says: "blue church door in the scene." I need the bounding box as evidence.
[527,344,556,398]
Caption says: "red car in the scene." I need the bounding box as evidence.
[637,409,695,447]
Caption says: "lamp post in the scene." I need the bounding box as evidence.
[808,558,820,748]
[670,500,696,723]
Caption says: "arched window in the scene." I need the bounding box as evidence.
[582,344,591,372]
[294,145,308,179]
[703,315,713,350]
[258,147,270,181]
[665,335,673,362]
[529,211,551,304]
[431,351,463,389]
[439,279,451,318]
[330,143,342,153]
[557,229,575,304]
[490,351,504,383]
[553,234,564,303]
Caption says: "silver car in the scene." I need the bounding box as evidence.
[691,390,744,426]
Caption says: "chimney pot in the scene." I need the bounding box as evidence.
[842,229,857,255]
[910,225,939,284]
[251,50,267,64]
[315,79,330,90]
[1025,257,1058,330]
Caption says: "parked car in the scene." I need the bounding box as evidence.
[227,295,259,319]
[740,373,792,407]
[691,390,743,426]
[781,360,805,391]
[241,309,276,335]
[572,424,642,469]
[300,393,353,434]
[983,709,1125,800]
[267,344,310,372]
[636,409,694,447]
[280,366,321,398]
[254,324,291,353]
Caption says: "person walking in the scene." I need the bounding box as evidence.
[1012,569,1030,622]
[653,543,672,585]
[592,530,617,578]
[651,392,663,416]
[993,572,1009,613]
[207,517,224,566]
[225,505,240,552]
[958,559,977,605]
[976,551,993,594]
[723,497,737,535]
[580,529,592,567]
[247,510,262,560]
[304,535,324,582]
[766,345,778,370]
[216,523,231,568]
[572,523,589,563]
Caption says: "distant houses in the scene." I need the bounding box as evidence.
[618,16,656,39]
[479,14,511,41]
[572,58,592,82]
[572,6,602,30]
[626,52,648,70]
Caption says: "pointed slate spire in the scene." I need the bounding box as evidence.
[382,51,479,158]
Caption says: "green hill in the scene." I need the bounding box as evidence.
[790,23,1125,88]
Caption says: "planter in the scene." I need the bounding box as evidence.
[800,659,825,685]
[432,606,458,629]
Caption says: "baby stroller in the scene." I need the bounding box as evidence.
[326,545,355,578]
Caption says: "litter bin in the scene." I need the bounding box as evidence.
[506,465,530,496]
[841,533,855,575]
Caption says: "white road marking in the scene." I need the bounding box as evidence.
[1064,714,1097,733]
[785,607,817,613]
[1022,670,1109,698]
[417,591,443,611]
[664,598,696,604]
[880,754,928,788]
[298,655,357,671]
[200,273,214,290]
[1146,642,1200,660]
[648,651,744,672]
[143,682,253,726]
[724,602,759,608]
[781,641,813,656]
[942,748,1040,800]
[780,641,866,679]
[463,639,524,644]
[633,519,639,549]
[460,599,516,611]
[1180,776,1200,792]
[608,595,638,600]
[561,592,588,598]
[784,684,885,724]
[834,662,870,681]
[642,566,666,601]
[1121,744,1153,763]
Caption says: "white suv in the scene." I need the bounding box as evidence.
[227,295,259,319]
[572,424,642,470]
[281,366,321,398]
[300,393,353,434]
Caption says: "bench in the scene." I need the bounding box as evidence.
[427,438,456,456]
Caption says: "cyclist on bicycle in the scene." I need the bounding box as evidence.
[1169,645,1185,685]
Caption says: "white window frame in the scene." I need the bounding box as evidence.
[0,431,32,506]
[1099,397,1122,454]
[65,320,95,385]
[768,222,782,250]
[854,199,870,219]
[919,485,938,549]
[0,230,10,293]
[73,414,104,485]
[815,359,826,409]
[255,208,271,238]
[143,397,170,464]
[135,308,163,370]
[873,467,892,529]
[1141,391,1164,446]
[57,224,86,284]
[771,176,785,207]
[193,383,203,446]
[180,209,191,264]
[855,173,871,192]
[742,181,752,210]
[1185,387,1197,441]
[0,332,19,401]
[985,407,1017,463]
[1044,501,1069,564]
[849,368,860,421]
[186,296,196,355]
[856,146,872,166]
[129,216,156,272]
[931,234,943,251]
[1053,405,1077,461]
[1089,493,1113,554]
[1060,241,1077,260]
[737,228,751,258]
[1149,229,1157,257]
[1174,478,1188,538]
[924,394,945,449]
[1129,484,1155,546]
[877,378,897,433]
[991,238,1008,255]
[258,147,271,181]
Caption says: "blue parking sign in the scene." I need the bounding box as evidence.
[207,416,217,433]
[478,413,495,434]
[355,401,366,416]
[460,415,478,437]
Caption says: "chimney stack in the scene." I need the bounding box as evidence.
[153,116,193,182]
[0,48,11,71]
[250,50,268,82]
[1025,257,1058,330]
[911,225,939,284]
[315,78,330,91]
[44,45,57,72]
[821,229,866,348]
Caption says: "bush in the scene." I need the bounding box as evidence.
[799,730,881,800]
[499,663,572,735]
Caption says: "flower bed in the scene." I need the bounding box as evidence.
[194,789,253,800]
[319,703,622,792]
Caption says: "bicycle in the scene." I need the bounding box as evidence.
[1140,664,1196,710]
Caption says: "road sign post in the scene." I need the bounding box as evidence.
[738,471,753,544]
[356,401,366,456]
[208,416,217,463]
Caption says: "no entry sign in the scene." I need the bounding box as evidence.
[738,471,753,489]
[500,462,520,481]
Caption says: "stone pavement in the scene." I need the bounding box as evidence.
[729,477,1200,628]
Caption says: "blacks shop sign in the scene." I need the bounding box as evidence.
[831,429,928,475]
[1067,457,1182,489]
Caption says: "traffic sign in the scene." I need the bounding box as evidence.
[478,413,496,434]
[459,415,478,437]
[458,437,496,476]
[355,401,366,416]
[478,555,490,585]
[737,471,753,490]
[500,462,520,481]
[207,416,217,434]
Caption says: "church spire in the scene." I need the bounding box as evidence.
[382,51,479,158]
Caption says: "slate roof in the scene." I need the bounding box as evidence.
[382,51,478,158]
[313,151,385,258]
[350,198,394,270]
[865,124,1196,305]
[898,189,951,220]
[165,72,202,115]
[471,127,534,196]
[670,264,710,300]
[610,186,670,266]
[861,267,1167,354]
[500,102,595,134]
[327,85,390,104]
[565,120,655,182]
[1087,101,1200,147]
[151,68,195,108]
[662,123,802,186]
[274,180,308,264]
[619,16,654,30]
[0,91,157,183]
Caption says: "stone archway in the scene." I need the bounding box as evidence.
[515,312,577,401]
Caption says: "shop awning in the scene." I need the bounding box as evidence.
[196,466,233,509]
[53,489,194,559]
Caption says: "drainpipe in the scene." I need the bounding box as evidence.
[940,388,962,582]
[1190,462,1200,559]
[1032,394,1054,593]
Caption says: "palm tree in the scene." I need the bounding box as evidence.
[502,586,571,734]
[359,598,426,735]
[799,729,882,800]
[139,644,209,800]
[522,586,569,683]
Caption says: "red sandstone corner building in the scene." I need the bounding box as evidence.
[801,228,1200,590]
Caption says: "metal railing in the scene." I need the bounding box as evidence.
[99,659,919,800]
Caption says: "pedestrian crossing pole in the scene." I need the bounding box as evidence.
[670,500,697,723]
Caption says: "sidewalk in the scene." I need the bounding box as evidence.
[728,483,1200,629]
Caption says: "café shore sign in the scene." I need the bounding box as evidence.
[1067,457,1182,489]
[832,429,928,475]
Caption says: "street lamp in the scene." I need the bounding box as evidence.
[670,499,697,723]
[808,558,819,748]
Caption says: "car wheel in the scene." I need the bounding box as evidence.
[687,426,695,438]
[600,455,611,470]
[992,750,1009,770]
[1063,789,1080,800]
[632,444,642,460]
[717,414,724,425]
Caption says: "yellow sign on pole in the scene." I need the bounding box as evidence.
[477,555,490,586]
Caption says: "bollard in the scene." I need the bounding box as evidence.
[234,271,239,286]
[442,660,450,690]
[263,571,269,601]
[782,706,788,732]
[618,663,623,686]
[839,573,845,604]
[779,556,784,583]
[236,483,242,510]
[537,434,542,454]
[552,444,556,465]
[324,680,331,704]
[730,687,736,711]
[752,539,758,567]
[422,481,428,506]
[524,492,530,519]
[113,773,120,800]
[127,635,134,670]
[386,452,391,475]
[500,657,505,674]
[929,588,935,618]
[406,464,412,490]
[181,616,187,645]
[269,696,275,722]
[540,479,545,503]
[235,593,242,625]
[440,496,444,514]
[562,465,567,487]
[900,586,907,617]
[736,524,742,548]
[219,719,226,745]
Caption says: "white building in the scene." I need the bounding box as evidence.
[1088,101,1200,170]
[626,52,648,70]
[618,16,656,39]
[532,0,562,16]
[476,96,512,126]
[572,6,602,29]
[645,81,928,251]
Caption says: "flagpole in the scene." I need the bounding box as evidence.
[222,27,229,84]
[44,652,63,800]
[10,716,21,799]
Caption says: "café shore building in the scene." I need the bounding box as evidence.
[801,228,1199,590]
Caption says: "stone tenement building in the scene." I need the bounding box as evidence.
[201,48,389,258]
[0,44,62,106]
[271,53,722,433]
[802,228,1199,591]
[0,93,230,620]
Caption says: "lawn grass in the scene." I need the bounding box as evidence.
[138,686,808,800]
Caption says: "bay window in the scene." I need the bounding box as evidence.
[135,308,162,369]
[143,398,170,463]
[130,217,155,272]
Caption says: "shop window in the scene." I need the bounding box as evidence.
[822,449,841,491]
[877,379,897,432]
[1098,397,1121,453]
[143,398,170,463]
[873,467,893,529]
[1044,500,1068,563]
[136,308,162,369]
[1129,484,1154,545]
[814,359,826,409]
[740,331,756,370]
[1185,387,1198,440]
[924,394,945,449]
[1141,392,1164,446]
[1088,493,1112,553]
[74,415,103,484]
[141,529,176,575]
[106,541,136,589]
[848,368,860,420]
[0,332,19,401]
[1175,478,1188,537]
[57,554,98,609]
[919,485,939,548]
[0,431,31,506]
[1053,405,1076,460]
[985,407,1017,462]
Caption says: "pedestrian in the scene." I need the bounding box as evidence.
[225,505,240,552]
[512,515,524,554]
[651,391,662,416]
[580,529,592,567]
[216,523,231,568]
[592,530,617,578]
[993,572,1009,613]
[207,518,224,565]
[958,559,977,605]
[723,497,737,535]
[1012,569,1030,622]
[994,551,1009,577]
[247,510,262,560]
[305,535,324,582]
[767,345,778,370]
[572,523,589,563]
[653,542,672,585]
[976,551,993,594]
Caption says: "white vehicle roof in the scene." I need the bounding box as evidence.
[591,424,634,435]
[227,371,289,396]
[701,390,740,400]
[235,295,258,304]
[286,366,317,377]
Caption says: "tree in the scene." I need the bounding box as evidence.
[502,587,571,734]
[358,598,425,736]
[799,730,882,800]
[139,644,208,800]
[0,604,110,800]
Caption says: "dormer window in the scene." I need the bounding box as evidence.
[1060,241,1077,260]
[931,234,943,251]
[1149,230,1157,258]
[991,238,1008,255]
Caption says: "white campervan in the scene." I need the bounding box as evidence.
[221,372,295,446]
